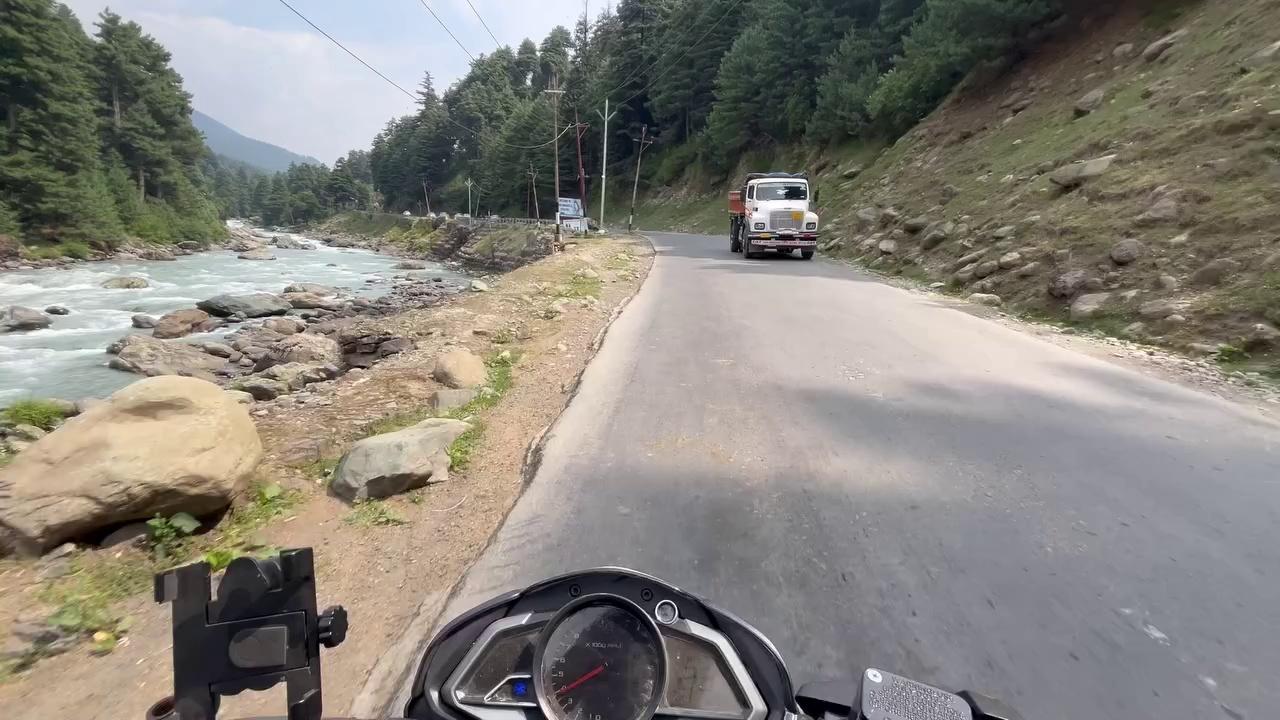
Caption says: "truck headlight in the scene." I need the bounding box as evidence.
[806,222,817,230]
[753,222,765,230]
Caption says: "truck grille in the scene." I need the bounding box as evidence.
[769,211,803,231]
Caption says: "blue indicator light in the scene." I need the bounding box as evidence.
[512,681,528,697]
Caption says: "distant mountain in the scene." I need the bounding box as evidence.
[192,110,321,172]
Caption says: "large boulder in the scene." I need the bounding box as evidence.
[3,306,51,332]
[1190,258,1241,286]
[282,291,344,311]
[1049,270,1090,298]
[107,334,227,378]
[100,276,149,289]
[131,314,157,329]
[432,348,487,389]
[1070,292,1112,321]
[237,249,277,261]
[254,333,343,371]
[0,377,262,556]
[152,308,211,339]
[1049,155,1116,189]
[260,362,340,390]
[1075,88,1106,117]
[198,293,291,318]
[261,316,307,335]
[329,418,471,502]
[1110,239,1145,265]
[282,282,339,296]
[1143,29,1187,63]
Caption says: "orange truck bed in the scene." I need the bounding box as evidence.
[727,190,744,216]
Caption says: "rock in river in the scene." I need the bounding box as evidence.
[198,293,292,318]
[329,418,471,502]
[282,291,344,311]
[282,282,339,296]
[100,276,149,289]
[0,376,262,556]
[152,308,211,339]
[254,333,343,371]
[107,334,227,378]
[2,306,51,332]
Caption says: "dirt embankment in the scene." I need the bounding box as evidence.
[319,213,559,274]
[0,234,653,719]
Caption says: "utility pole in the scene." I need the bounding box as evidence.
[420,178,432,215]
[595,98,618,233]
[573,109,588,209]
[628,124,653,233]
[464,178,474,226]
[527,164,540,220]
[544,75,565,244]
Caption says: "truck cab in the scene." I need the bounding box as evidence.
[729,172,820,259]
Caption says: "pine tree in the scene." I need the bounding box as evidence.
[513,39,539,96]
[0,0,118,241]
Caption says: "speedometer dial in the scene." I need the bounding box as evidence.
[535,595,665,720]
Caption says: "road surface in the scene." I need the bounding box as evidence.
[434,232,1280,720]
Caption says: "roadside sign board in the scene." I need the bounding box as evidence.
[558,197,583,219]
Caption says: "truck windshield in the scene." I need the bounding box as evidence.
[754,183,808,201]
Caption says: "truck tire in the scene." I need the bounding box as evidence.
[744,239,757,259]
[730,219,742,253]
[801,250,814,260]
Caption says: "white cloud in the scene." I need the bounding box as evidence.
[59,0,589,163]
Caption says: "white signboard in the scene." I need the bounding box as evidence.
[558,197,584,219]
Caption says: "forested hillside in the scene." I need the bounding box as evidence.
[0,0,373,258]
[0,1,223,254]
[193,110,322,173]
[364,0,1075,217]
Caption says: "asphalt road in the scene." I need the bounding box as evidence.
[435,231,1280,720]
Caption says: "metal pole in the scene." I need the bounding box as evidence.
[595,98,617,233]
[628,124,650,233]
[421,179,431,215]
[465,178,473,226]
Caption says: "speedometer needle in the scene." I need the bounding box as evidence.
[556,664,605,696]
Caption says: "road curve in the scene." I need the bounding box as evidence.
[435,231,1280,720]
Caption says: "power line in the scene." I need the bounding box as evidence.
[275,0,417,100]
[604,0,747,100]
[463,0,503,48]
[415,0,475,61]
[273,0,566,150]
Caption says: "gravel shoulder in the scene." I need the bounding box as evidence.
[0,234,653,719]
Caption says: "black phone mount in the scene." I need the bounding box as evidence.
[146,548,347,720]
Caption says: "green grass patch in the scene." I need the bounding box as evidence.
[345,499,406,527]
[299,457,341,483]
[446,421,486,471]
[21,241,92,261]
[38,554,153,640]
[556,276,602,299]
[3,399,71,430]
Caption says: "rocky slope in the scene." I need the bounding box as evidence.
[824,0,1279,370]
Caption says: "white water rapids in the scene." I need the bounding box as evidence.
[0,228,460,403]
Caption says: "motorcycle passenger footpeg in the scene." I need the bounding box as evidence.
[857,668,972,720]
[148,548,346,720]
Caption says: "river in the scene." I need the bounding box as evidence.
[0,230,461,403]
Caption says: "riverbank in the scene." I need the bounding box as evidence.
[0,233,653,718]
[0,224,465,403]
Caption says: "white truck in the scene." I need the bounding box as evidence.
[728,172,820,259]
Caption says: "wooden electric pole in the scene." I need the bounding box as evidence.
[628,125,653,233]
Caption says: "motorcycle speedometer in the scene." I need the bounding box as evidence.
[534,594,666,720]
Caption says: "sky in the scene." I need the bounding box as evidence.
[61,0,591,164]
